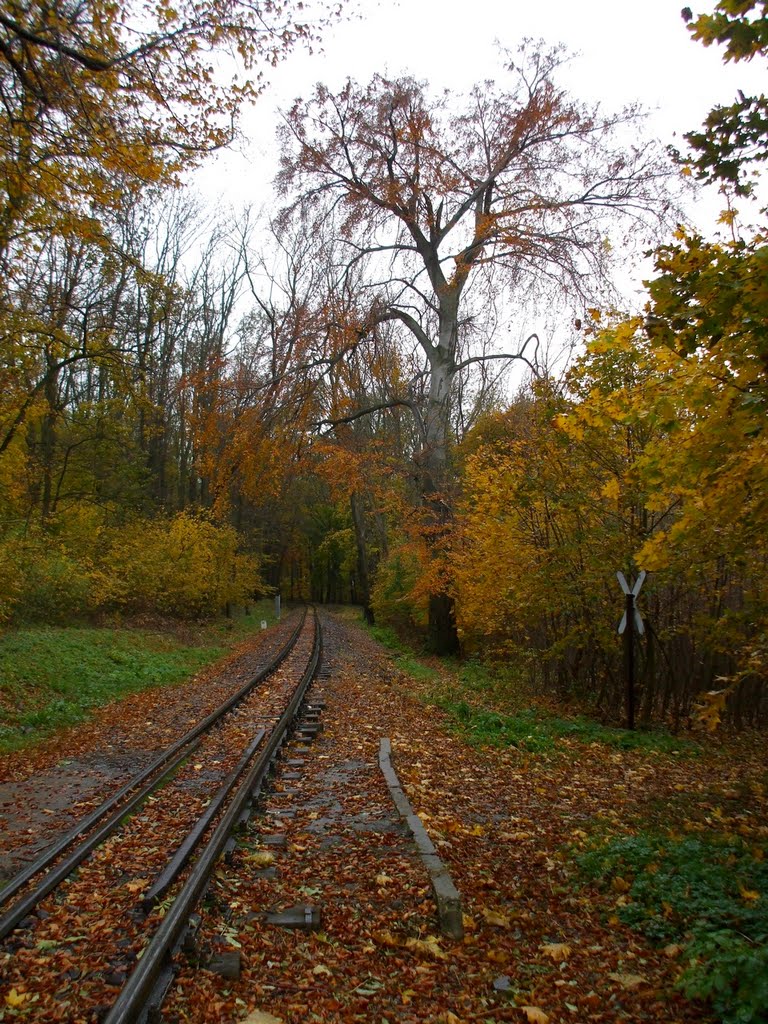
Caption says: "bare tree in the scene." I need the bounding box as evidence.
[278,46,675,651]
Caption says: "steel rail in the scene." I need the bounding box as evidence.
[142,726,267,910]
[0,609,306,928]
[104,610,322,1024]
[0,741,200,941]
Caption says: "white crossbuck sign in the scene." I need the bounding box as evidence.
[617,570,646,635]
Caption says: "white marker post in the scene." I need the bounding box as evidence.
[617,570,646,730]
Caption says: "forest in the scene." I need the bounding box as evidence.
[0,0,766,734]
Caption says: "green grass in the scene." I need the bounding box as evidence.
[366,622,441,682]
[0,602,276,753]
[433,698,697,755]
[362,617,692,756]
[576,832,768,1023]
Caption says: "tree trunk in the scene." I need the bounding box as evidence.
[420,315,460,655]
[428,592,458,655]
[350,491,374,623]
[40,354,60,523]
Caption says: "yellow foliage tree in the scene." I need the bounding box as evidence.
[98,511,262,617]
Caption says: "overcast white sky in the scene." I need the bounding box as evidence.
[192,0,763,369]
[197,0,764,226]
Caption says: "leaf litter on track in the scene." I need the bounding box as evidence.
[2,609,766,1023]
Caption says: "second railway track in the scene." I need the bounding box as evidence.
[0,608,324,1022]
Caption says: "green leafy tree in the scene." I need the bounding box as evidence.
[681,1,768,194]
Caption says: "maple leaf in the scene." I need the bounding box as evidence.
[4,989,29,1008]
[487,949,508,964]
[608,971,648,989]
[245,851,275,867]
[520,1007,549,1023]
[540,941,571,960]
[372,929,401,948]
[405,935,449,960]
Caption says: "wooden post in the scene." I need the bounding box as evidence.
[617,570,645,731]
[625,591,635,731]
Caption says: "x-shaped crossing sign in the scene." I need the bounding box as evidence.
[617,570,646,635]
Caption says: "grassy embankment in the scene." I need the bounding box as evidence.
[360,618,692,755]
[0,602,277,754]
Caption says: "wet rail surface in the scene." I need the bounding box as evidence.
[0,609,324,1022]
[0,609,308,933]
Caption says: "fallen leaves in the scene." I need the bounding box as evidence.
[539,941,571,960]
[486,948,508,964]
[520,1007,549,1024]
[373,928,449,961]
[244,851,276,867]
[4,612,756,1024]
[124,877,148,894]
[372,929,400,949]
[4,989,28,1008]
[608,971,649,989]
[405,936,449,961]
[481,907,511,928]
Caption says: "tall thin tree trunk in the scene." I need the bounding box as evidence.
[350,491,374,623]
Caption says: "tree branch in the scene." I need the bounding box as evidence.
[454,333,541,375]
[315,397,425,437]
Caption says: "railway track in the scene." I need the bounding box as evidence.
[0,608,324,1022]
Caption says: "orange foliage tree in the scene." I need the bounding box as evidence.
[277,49,673,651]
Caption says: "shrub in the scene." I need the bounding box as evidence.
[576,833,768,1024]
[99,511,262,617]
[0,534,95,624]
[0,538,24,624]
[370,540,428,631]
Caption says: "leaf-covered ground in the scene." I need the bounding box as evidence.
[1,610,766,1023]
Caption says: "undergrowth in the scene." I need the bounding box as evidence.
[576,832,768,1024]
[363,615,693,755]
[435,699,696,755]
[367,623,441,682]
[0,603,275,753]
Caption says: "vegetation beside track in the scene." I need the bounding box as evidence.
[0,603,277,753]
[359,612,695,756]
[346,608,767,1024]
